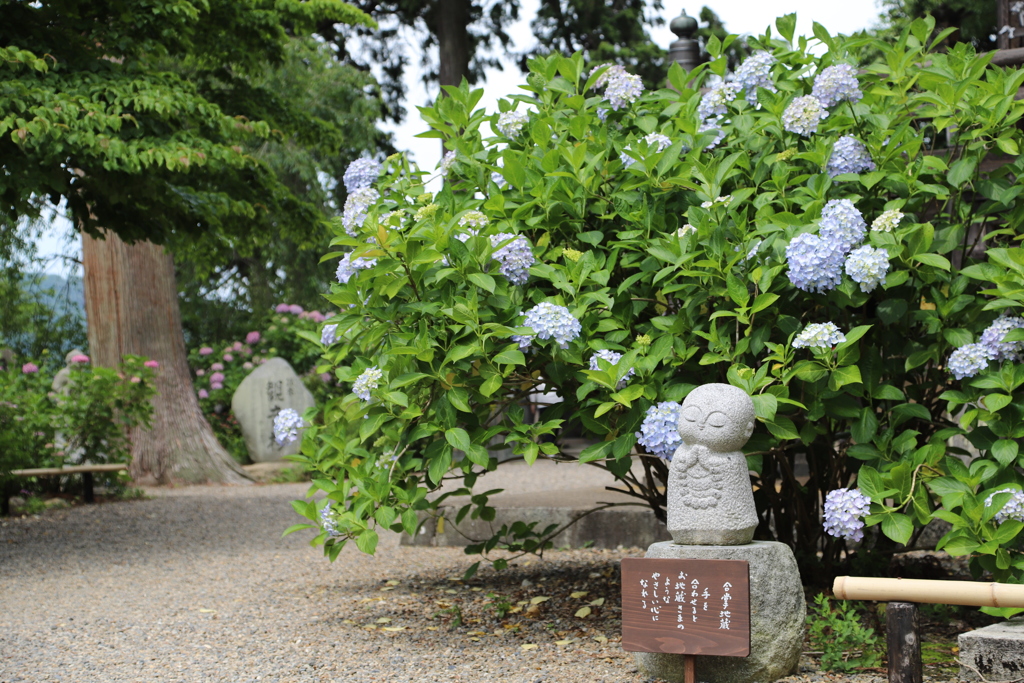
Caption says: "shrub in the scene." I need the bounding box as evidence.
[290,14,1024,587]
[807,594,882,672]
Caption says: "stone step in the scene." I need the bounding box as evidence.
[959,617,1024,681]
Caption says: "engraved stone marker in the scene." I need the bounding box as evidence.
[621,558,750,657]
[231,358,315,463]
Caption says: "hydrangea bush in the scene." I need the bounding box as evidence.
[289,16,1024,589]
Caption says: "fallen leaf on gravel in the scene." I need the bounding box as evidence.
[570,591,588,599]
[376,617,391,624]
[530,596,550,605]
[574,607,592,618]
[525,605,541,616]
[521,643,538,651]
[593,635,608,644]
[426,626,439,631]
[470,587,482,591]
[493,629,504,637]
[343,619,356,625]
[509,605,522,614]
[380,587,395,591]
[444,589,458,594]
[386,580,400,586]
[555,639,574,646]
[363,625,377,630]
[589,598,605,606]
[467,630,488,636]
[382,627,405,632]
[198,609,216,613]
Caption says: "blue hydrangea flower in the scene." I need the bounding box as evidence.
[872,209,904,232]
[698,79,741,119]
[343,158,381,193]
[820,199,867,254]
[342,188,379,237]
[620,132,673,168]
[812,64,862,108]
[636,401,682,460]
[698,116,726,149]
[827,136,875,177]
[320,501,341,537]
[823,488,871,542]
[273,408,304,445]
[782,95,828,136]
[439,150,457,176]
[335,252,376,284]
[785,233,845,293]
[844,245,889,293]
[352,366,383,401]
[491,158,507,189]
[496,110,529,137]
[321,324,339,346]
[490,233,534,285]
[591,63,627,89]
[595,65,643,110]
[980,316,1024,361]
[589,349,635,387]
[984,488,1024,524]
[733,51,777,105]
[947,343,994,380]
[596,107,609,121]
[793,322,846,350]
[513,303,582,350]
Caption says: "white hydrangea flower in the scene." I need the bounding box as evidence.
[496,110,528,137]
[844,245,889,293]
[793,322,846,350]
[512,303,582,350]
[273,408,304,445]
[352,366,383,402]
[782,95,828,137]
[871,209,904,232]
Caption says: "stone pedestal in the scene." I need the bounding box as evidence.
[634,541,805,683]
[231,358,315,463]
[959,617,1024,681]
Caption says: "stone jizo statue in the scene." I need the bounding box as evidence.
[667,383,759,545]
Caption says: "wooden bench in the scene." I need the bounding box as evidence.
[3,463,129,514]
[833,576,1024,683]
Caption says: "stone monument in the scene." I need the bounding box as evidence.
[634,383,806,683]
[231,358,315,463]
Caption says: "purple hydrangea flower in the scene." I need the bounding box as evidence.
[320,501,341,537]
[343,158,381,193]
[980,316,1024,361]
[592,64,643,110]
[984,488,1024,524]
[733,51,777,105]
[947,343,995,380]
[513,303,582,350]
[782,95,828,136]
[321,324,339,346]
[336,252,376,284]
[698,117,726,150]
[352,366,383,401]
[620,132,673,168]
[812,64,862,108]
[844,245,889,293]
[245,331,260,345]
[489,233,534,285]
[785,232,845,293]
[793,322,846,350]
[636,401,682,460]
[819,199,867,254]
[496,110,529,137]
[697,79,742,119]
[827,136,875,177]
[823,487,871,542]
[273,408,304,445]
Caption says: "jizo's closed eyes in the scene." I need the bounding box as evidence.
[682,405,728,429]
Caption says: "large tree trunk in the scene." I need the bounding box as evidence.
[81,230,251,485]
[436,0,471,87]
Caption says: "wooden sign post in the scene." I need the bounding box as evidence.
[621,558,751,683]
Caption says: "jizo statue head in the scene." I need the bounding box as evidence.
[677,383,756,453]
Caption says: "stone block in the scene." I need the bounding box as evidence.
[230,358,315,463]
[959,617,1024,681]
[634,541,805,683]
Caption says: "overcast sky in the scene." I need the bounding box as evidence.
[36,0,884,275]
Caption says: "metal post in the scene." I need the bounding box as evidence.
[668,8,700,73]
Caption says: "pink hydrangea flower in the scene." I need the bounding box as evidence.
[199,347,213,356]
[320,373,332,383]
[211,363,224,371]
[232,341,243,351]
[245,331,261,345]
[70,354,90,363]
[196,369,205,377]
[144,360,159,368]
[243,362,253,370]
[210,372,225,383]
[198,389,209,398]
[308,311,325,323]
[223,354,234,362]
[130,376,141,383]
[21,363,39,374]
[288,304,303,315]
[275,303,290,313]
[210,382,224,390]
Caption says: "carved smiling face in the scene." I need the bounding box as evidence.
[677,383,755,452]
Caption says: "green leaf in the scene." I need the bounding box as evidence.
[984,393,1013,413]
[355,529,379,555]
[751,393,778,421]
[991,439,1019,467]
[465,444,490,466]
[494,346,526,366]
[468,272,496,293]
[751,292,779,313]
[947,157,978,186]
[445,427,472,452]
[776,13,797,43]
[913,253,951,271]
[829,365,863,391]
[282,523,315,537]
[401,509,420,535]
[447,387,472,412]
[881,513,914,545]
[579,440,613,463]
[610,383,644,406]
[726,273,749,307]
[765,416,800,440]
[428,448,452,485]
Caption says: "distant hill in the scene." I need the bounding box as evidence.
[26,273,85,319]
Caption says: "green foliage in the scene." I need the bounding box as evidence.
[807,594,882,672]
[292,17,1024,581]
[876,0,997,52]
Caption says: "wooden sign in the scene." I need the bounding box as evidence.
[621,558,750,657]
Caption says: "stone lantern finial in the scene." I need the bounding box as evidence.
[668,8,700,72]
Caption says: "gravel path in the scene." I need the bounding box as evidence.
[0,484,957,683]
